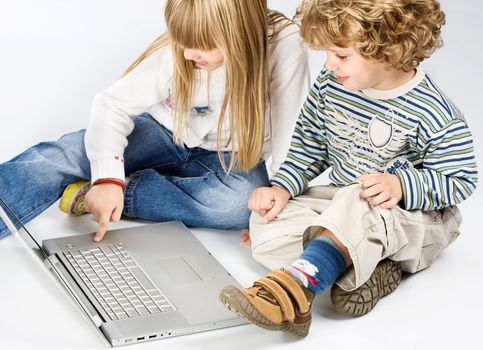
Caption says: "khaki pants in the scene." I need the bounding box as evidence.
[249,184,462,291]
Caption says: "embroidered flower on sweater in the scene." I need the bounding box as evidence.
[165,90,174,110]
[165,89,212,116]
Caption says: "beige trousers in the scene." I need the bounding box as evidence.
[249,184,462,291]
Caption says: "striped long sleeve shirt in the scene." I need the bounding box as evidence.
[271,68,478,211]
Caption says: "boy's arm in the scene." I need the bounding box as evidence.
[393,119,478,210]
[270,73,331,197]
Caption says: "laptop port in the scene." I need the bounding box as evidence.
[149,335,156,339]
[137,336,145,341]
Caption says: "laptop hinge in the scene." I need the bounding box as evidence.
[45,255,103,328]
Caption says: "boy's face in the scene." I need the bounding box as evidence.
[324,46,396,91]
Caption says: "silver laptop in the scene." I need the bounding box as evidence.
[0,199,247,347]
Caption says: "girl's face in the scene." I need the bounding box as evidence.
[183,48,224,71]
[324,46,413,91]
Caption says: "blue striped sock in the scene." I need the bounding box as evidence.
[287,236,346,294]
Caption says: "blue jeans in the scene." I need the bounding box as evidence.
[0,113,270,239]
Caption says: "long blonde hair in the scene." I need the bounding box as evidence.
[124,0,289,172]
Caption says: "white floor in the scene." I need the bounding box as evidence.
[1,1,482,349]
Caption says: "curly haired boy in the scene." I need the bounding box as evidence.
[219,0,478,337]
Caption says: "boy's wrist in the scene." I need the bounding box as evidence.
[393,169,411,209]
[270,177,301,198]
[271,185,291,201]
[388,173,403,204]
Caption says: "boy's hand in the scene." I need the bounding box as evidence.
[357,173,402,209]
[84,183,124,242]
[248,185,291,223]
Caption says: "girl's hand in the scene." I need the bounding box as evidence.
[84,183,124,242]
[357,173,402,209]
[248,185,291,223]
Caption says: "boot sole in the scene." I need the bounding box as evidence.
[219,285,310,337]
[330,259,402,317]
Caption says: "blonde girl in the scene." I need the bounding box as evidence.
[0,0,309,242]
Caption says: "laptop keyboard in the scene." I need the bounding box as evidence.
[64,242,175,320]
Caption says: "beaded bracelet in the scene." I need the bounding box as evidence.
[92,178,126,190]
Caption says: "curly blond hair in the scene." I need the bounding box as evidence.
[298,0,445,71]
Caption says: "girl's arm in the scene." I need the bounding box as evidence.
[85,47,172,183]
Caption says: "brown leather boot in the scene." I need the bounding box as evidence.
[219,269,314,336]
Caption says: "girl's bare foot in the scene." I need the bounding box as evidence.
[240,229,251,246]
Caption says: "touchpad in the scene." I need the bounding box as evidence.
[157,257,202,284]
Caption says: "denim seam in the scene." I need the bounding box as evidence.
[189,159,216,175]
[169,171,213,185]
[150,161,181,174]
[124,170,145,217]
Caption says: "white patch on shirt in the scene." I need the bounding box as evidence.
[369,109,415,163]
[368,114,393,148]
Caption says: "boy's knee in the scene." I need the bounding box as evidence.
[249,211,304,269]
[335,183,363,201]
[250,236,304,269]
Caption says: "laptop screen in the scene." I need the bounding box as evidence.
[0,196,49,263]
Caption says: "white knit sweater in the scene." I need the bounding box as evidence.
[85,24,310,182]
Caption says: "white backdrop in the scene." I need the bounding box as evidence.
[0,0,481,164]
[0,1,482,349]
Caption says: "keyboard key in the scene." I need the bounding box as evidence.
[125,308,139,317]
[136,306,151,315]
[148,306,160,314]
